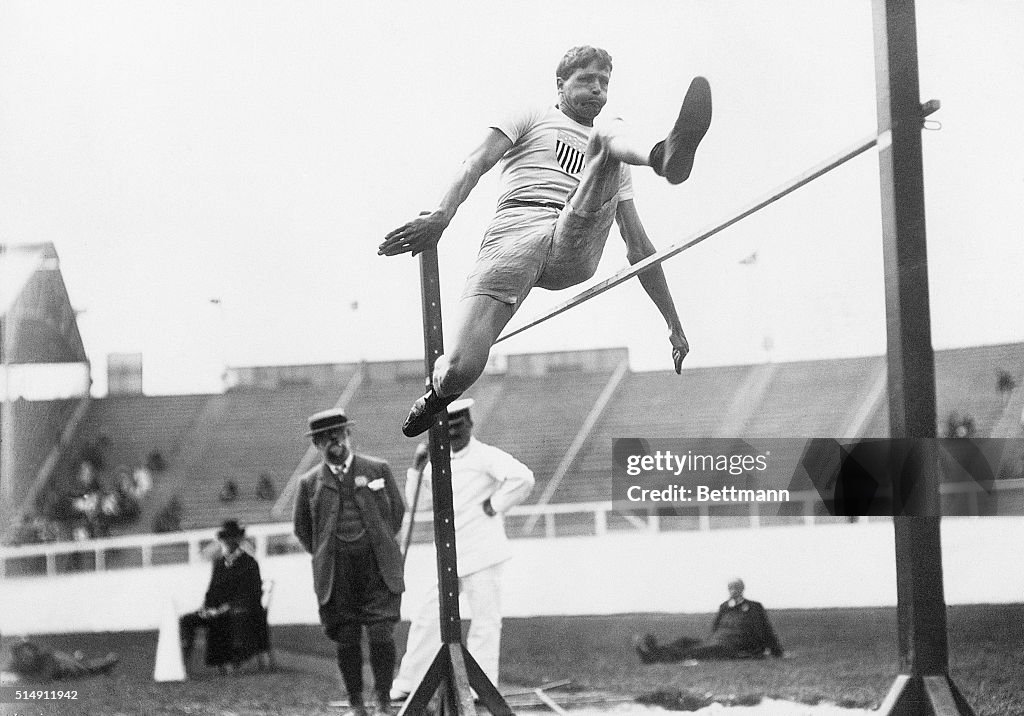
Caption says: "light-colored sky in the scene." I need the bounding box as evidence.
[1,0,1021,396]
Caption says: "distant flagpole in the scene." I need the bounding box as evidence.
[209,297,227,389]
[738,249,773,362]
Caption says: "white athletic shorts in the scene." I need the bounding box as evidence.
[461,196,619,309]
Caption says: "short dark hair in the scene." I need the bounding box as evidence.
[556,46,613,81]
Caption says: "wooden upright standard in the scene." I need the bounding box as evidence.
[397,247,513,716]
[873,1,975,713]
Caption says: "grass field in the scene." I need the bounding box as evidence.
[3,604,1022,716]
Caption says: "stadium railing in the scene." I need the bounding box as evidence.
[3,477,1021,579]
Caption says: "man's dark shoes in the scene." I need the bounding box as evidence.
[89,653,120,675]
[651,76,712,185]
[402,388,462,437]
[633,634,656,664]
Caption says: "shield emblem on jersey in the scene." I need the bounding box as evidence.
[555,132,586,174]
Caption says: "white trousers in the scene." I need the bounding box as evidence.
[392,563,504,694]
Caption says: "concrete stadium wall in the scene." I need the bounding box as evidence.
[2,517,1021,635]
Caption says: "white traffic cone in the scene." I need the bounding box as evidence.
[153,600,186,682]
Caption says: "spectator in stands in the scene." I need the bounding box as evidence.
[131,466,153,498]
[13,515,42,545]
[390,398,535,702]
[79,434,110,473]
[218,478,239,503]
[946,411,976,439]
[294,408,405,716]
[255,472,276,501]
[7,638,119,680]
[37,515,59,542]
[99,490,123,526]
[146,449,167,472]
[71,490,102,538]
[75,461,100,493]
[114,472,142,522]
[179,520,268,671]
[997,368,1017,395]
[152,496,183,533]
[634,578,784,663]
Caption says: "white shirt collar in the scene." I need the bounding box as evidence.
[451,436,477,459]
[328,451,355,476]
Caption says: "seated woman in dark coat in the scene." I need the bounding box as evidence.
[179,519,268,669]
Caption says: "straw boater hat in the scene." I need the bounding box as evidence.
[305,408,354,437]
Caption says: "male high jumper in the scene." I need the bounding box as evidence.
[379,46,712,437]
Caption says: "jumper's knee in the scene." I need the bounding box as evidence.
[435,349,487,397]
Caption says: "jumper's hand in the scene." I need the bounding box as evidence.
[670,329,689,374]
[379,211,448,257]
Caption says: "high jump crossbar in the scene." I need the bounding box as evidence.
[495,101,937,345]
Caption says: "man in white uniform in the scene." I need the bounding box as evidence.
[379,46,712,436]
[390,398,535,700]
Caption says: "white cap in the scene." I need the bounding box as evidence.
[446,398,475,417]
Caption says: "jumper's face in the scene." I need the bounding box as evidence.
[313,427,351,466]
[557,60,610,125]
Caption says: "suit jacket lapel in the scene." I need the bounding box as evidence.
[316,462,339,492]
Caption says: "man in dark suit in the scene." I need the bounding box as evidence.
[294,408,405,716]
[635,578,784,663]
[179,519,267,670]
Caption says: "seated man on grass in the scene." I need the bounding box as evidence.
[7,639,119,681]
[635,578,784,663]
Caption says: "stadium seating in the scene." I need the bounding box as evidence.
[741,356,883,437]
[473,368,619,501]
[175,382,352,530]
[27,394,210,536]
[7,342,1023,542]
[934,343,1024,437]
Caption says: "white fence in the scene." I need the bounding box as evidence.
[2,516,1023,636]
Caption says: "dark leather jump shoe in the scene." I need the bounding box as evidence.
[651,76,712,185]
[402,388,462,437]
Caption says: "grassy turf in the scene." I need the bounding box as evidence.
[5,604,1022,715]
